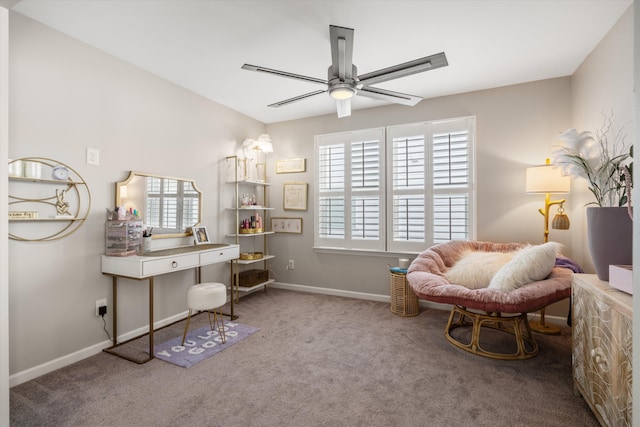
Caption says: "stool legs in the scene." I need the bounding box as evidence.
[212,309,226,344]
[181,308,226,346]
[181,309,193,346]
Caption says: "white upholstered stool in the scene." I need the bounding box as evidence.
[182,282,227,346]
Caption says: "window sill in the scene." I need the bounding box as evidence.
[313,246,419,259]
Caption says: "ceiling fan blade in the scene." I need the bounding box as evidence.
[357,52,448,87]
[330,25,354,80]
[242,64,327,86]
[358,86,422,106]
[336,99,351,118]
[267,90,326,108]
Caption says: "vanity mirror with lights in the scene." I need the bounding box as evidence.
[115,171,202,238]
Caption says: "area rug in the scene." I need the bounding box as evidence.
[154,321,259,368]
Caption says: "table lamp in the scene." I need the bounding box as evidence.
[525,158,570,334]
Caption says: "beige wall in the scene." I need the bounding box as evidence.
[265,77,573,317]
[570,6,635,273]
[8,12,265,378]
[1,6,9,424]
[6,4,634,386]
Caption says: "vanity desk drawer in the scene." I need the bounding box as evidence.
[141,253,199,276]
[200,245,239,264]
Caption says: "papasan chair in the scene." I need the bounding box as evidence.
[406,240,574,360]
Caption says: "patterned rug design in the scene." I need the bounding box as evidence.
[154,321,259,368]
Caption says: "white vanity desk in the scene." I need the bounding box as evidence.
[101,243,239,363]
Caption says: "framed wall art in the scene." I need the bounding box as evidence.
[283,182,308,210]
[271,217,303,234]
[276,158,306,174]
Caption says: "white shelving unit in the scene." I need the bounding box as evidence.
[225,156,275,300]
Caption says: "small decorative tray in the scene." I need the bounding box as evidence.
[239,227,263,234]
[240,252,263,260]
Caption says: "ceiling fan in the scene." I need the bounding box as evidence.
[241,25,448,118]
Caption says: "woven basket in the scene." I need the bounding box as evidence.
[390,272,419,317]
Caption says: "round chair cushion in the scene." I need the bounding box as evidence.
[406,240,573,314]
[187,282,227,310]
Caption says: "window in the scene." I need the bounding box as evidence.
[315,117,474,253]
[316,128,385,251]
[145,177,199,234]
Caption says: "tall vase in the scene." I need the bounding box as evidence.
[586,206,632,281]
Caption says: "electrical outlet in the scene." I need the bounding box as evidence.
[86,147,100,166]
[288,259,295,270]
[95,298,107,316]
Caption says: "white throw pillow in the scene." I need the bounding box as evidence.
[445,251,514,289]
[488,242,560,292]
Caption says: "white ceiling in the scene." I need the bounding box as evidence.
[7,0,633,124]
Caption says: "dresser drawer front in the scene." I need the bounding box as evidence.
[200,246,239,265]
[142,253,199,276]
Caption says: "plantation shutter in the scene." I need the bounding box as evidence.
[146,177,200,233]
[315,128,385,250]
[387,123,429,252]
[315,117,474,253]
[432,120,473,244]
[387,119,474,252]
[317,140,346,241]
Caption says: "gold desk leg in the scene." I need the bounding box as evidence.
[112,276,118,346]
[103,275,154,364]
[529,307,561,335]
[148,277,154,357]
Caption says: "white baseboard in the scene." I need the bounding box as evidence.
[270,281,570,327]
[9,310,188,387]
[11,285,570,387]
[270,281,390,303]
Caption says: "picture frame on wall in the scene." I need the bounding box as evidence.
[271,217,303,234]
[276,158,306,174]
[283,182,308,210]
[193,226,210,245]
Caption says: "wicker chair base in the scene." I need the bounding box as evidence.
[445,305,539,360]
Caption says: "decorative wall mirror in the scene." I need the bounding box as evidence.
[115,171,202,238]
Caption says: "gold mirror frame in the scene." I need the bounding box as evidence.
[115,171,202,239]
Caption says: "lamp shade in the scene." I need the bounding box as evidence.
[243,134,273,154]
[255,134,273,153]
[525,162,570,194]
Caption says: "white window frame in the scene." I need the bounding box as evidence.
[314,117,475,254]
[315,128,386,251]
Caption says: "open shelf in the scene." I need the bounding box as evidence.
[236,254,275,265]
[234,279,275,293]
[227,231,275,238]
[227,206,275,211]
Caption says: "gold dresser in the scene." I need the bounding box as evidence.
[572,273,632,426]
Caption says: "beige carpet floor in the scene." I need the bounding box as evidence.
[10,288,598,426]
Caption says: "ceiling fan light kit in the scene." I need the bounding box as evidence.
[242,25,448,118]
[329,85,356,100]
